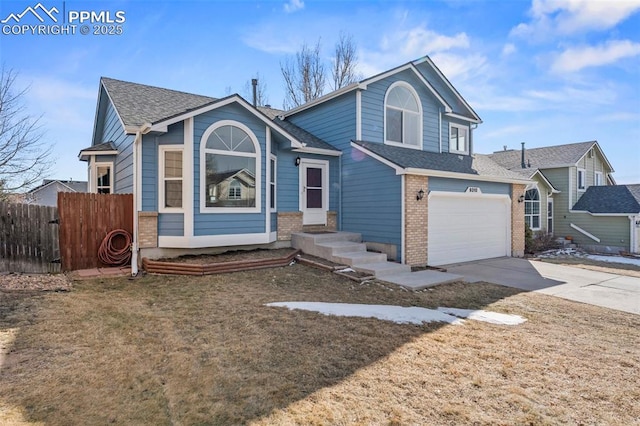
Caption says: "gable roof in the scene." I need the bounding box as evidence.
[352,140,530,183]
[283,56,481,123]
[28,179,87,194]
[489,141,613,172]
[101,77,216,128]
[95,78,340,155]
[572,184,640,214]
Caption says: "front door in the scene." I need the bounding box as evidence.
[300,159,328,225]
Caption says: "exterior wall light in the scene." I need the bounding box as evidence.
[295,156,301,167]
[518,194,525,203]
[417,189,425,201]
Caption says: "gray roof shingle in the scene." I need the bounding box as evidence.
[101,77,216,127]
[99,78,339,153]
[572,185,640,214]
[353,140,528,180]
[488,141,597,171]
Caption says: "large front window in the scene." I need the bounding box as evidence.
[202,123,259,210]
[385,82,421,147]
[525,188,540,230]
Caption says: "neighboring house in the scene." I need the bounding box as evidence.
[490,142,639,253]
[79,56,532,272]
[25,179,88,206]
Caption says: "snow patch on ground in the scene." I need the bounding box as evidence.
[266,302,526,326]
[437,307,527,325]
[586,255,640,267]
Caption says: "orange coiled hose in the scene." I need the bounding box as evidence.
[98,229,132,266]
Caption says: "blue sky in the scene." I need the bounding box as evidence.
[1,0,639,185]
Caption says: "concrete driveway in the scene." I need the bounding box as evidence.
[445,257,640,315]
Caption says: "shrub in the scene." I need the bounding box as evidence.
[525,225,560,254]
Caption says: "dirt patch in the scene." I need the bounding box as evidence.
[0,266,638,425]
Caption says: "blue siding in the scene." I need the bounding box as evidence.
[288,94,356,149]
[193,103,267,236]
[140,122,185,211]
[414,61,476,119]
[362,69,441,153]
[429,177,510,195]
[100,100,134,193]
[159,213,184,236]
[342,148,402,257]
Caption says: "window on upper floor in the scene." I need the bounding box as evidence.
[384,82,421,148]
[201,122,260,212]
[577,168,586,191]
[595,171,603,186]
[525,188,540,230]
[449,124,469,154]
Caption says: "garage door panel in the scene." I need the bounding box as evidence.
[428,192,510,266]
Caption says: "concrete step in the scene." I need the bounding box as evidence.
[315,241,367,259]
[335,251,387,265]
[353,261,411,277]
[292,231,363,258]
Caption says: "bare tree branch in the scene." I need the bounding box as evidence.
[280,39,326,109]
[332,31,360,90]
[0,66,53,197]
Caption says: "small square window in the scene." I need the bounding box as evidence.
[450,124,468,154]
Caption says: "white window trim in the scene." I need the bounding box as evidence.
[595,171,603,186]
[525,188,541,231]
[199,120,262,214]
[577,168,586,191]
[547,198,554,234]
[159,145,185,213]
[90,160,114,194]
[449,123,469,155]
[269,154,277,212]
[383,81,422,150]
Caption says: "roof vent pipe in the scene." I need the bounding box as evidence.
[521,142,526,169]
[251,78,258,107]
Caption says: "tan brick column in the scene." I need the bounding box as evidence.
[404,175,428,266]
[277,212,303,241]
[511,184,525,257]
[138,211,158,248]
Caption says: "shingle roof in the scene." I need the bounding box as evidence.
[99,78,339,153]
[80,141,118,152]
[353,140,528,181]
[101,77,216,127]
[275,119,339,152]
[572,184,640,214]
[488,141,597,171]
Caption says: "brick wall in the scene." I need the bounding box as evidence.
[138,211,158,249]
[404,175,428,266]
[277,212,303,241]
[511,184,525,257]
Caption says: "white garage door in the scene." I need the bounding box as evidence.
[428,192,511,266]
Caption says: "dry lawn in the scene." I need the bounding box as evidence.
[1,264,639,425]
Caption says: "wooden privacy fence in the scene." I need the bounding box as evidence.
[58,193,133,271]
[0,201,60,273]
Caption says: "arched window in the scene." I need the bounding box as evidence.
[524,188,540,230]
[201,121,260,211]
[384,82,421,148]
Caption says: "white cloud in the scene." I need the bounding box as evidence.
[502,43,517,56]
[512,0,640,38]
[551,39,640,73]
[283,0,304,13]
[359,25,470,76]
